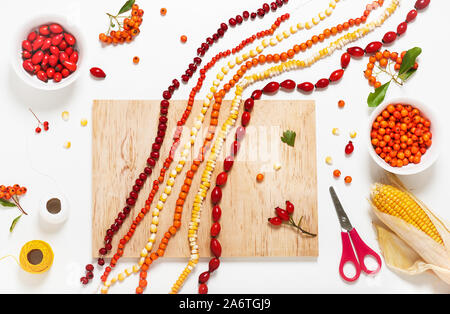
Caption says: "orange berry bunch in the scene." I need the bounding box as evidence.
[98,2,144,45]
[0,184,28,215]
[365,50,418,88]
[371,103,432,168]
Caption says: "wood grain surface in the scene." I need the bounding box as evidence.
[92,99,318,258]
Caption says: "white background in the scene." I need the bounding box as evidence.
[0,0,449,294]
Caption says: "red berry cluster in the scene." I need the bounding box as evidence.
[29,108,49,133]
[22,23,79,83]
[268,201,316,237]
[268,201,294,226]
[80,264,94,284]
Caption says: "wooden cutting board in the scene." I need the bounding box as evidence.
[92,99,318,258]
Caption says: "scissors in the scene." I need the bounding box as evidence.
[329,186,382,282]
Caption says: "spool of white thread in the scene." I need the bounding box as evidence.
[39,194,69,225]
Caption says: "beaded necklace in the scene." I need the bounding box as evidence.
[194,0,430,294]
[82,1,290,285]
[99,0,343,293]
[97,13,291,286]
[171,0,402,294]
[138,0,385,295]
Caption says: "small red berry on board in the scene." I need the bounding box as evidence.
[275,207,290,221]
[268,217,282,226]
[29,108,49,133]
[285,201,294,214]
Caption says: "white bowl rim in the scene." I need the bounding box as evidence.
[11,13,85,91]
[367,97,443,175]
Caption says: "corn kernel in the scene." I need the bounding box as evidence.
[273,162,282,171]
[61,111,69,121]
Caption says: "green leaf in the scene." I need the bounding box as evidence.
[399,47,422,75]
[367,81,391,108]
[117,0,135,15]
[399,68,417,82]
[281,130,296,147]
[0,199,16,208]
[9,214,22,232]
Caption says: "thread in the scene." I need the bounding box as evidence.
[18,240,54,274]
[40,194,69,225]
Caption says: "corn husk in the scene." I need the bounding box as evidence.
[370,174,450,284]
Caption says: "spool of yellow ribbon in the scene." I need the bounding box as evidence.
[18,240,54,274]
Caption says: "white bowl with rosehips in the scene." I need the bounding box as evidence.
[12,14,84,90]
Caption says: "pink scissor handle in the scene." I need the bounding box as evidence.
[339,231,361,282]
[349,228,382,275]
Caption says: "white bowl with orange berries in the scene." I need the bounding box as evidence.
[368,98,443,175]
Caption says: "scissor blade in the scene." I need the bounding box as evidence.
[329,186,353,232]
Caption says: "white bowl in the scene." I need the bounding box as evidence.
[367,97,443,175]
[11,13,85,91]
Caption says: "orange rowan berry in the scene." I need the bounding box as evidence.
[256,173,264,182]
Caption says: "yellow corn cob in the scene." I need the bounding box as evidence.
[371,184,443,245]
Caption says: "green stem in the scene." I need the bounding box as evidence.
[288,216,316,237]
[376,63,403,86]
[11,195,27,216]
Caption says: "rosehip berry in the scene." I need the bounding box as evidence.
[275,207,290,221]
[285,201,294,214]
[268,217,282,226]
[86,271,94,279]
[345,141,354,155]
